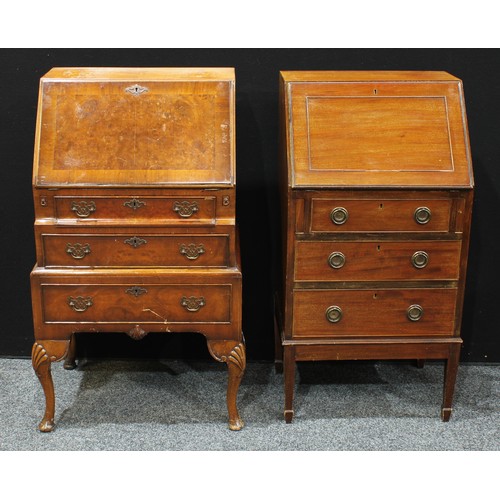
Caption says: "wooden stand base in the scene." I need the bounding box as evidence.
[274,303,461,423]
[32,336,246,432]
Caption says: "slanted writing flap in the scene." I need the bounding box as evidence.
[282,72,473,188]
[34,68,235,187]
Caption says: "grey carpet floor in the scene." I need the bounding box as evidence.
[0,358,498,451]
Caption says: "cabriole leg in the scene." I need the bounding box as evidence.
[226,343,246,430]
[32,340,70,432]
[208,340,246,430]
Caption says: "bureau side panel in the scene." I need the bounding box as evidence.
[453,189,473,336]
[278,73,297,340]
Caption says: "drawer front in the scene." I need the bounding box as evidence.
[54,196,216,225]
[310,199,452,233]
[292,288,457,338]
[294,241,461,282]
[42,233,230,268]
[42,284,232,324]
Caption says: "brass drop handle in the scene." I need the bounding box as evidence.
[173,201,200,218]
[414,206,431,225]
[180,243,205,260]
[67,296,93,312]
[181,296,206,312]
[407,304,424,321]
[71,201,96,218]
[66,243,91,260]
[411,251,429,269]
[328,251,346,269]
[326,305,343,323]
[330,207,349,225]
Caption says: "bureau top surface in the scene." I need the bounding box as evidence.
[33,68,235,188]
[281,71,474,189]
[42,67,235,81]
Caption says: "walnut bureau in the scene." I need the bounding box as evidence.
[275,71,473,422]
[31,67,245,431]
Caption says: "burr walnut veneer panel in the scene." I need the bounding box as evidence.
[34,68,235,187]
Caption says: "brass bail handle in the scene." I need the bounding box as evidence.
[66,243,91,260]
[181,296,206,312]
[71,200,96,218]
[180,243,205,260]
[68,296,93,312]
[173,200,200,218]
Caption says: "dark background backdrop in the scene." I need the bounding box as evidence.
[1,48,498,362]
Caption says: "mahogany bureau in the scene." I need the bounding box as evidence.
[31,67,245,431]
[275,71,474,422]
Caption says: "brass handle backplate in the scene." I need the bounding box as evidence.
[414,206,431,225]
[326,305,343,323]
[330,207,349,225]
[411,251,429,269]
[407,304,424,321]
[180,243,205,260]
[328,251,346,269]
[181,296,205,312]
[66,243,91,260]
[68,296,93,312]
[173,201,199,218]
[71,201,96,218]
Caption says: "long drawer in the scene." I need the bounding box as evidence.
[40,232,231,268]
[310,198,454,233]
[52,195,217,225]
[294,240,461,282]
[292,288,458,338]
[41,283,233,324]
